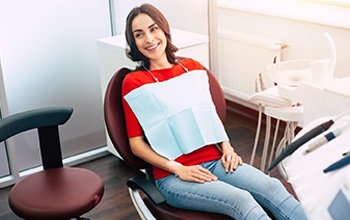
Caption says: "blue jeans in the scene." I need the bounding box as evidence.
[155,161,307,220]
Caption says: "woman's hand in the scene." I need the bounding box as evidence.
[220,141,243,173]
[175,165,217,183]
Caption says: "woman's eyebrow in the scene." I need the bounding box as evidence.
[148,23,157,29]
[132,23,156,34]
[132,29,142,34]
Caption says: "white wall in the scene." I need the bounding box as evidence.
[212,0,350,125]
[2,0,348,174]
[215,1,350,78]
[0,0,111,171]
[113,0,350,78]
[112,0,209,35]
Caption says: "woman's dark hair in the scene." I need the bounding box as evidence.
[125,4,178,69]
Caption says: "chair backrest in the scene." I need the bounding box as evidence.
[104,63,227,171]
[104,67,149,170]
[0,107,73,169]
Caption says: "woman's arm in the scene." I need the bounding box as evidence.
[219,141,243,173]
[129,136,217,183]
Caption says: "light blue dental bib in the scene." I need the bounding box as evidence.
[124,69,229,160]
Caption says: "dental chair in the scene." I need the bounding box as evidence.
[104,62,297,219]
[0,107,104,220]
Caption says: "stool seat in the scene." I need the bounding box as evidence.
[9,167,104,220]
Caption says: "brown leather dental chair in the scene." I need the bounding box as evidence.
[104,60,297,220]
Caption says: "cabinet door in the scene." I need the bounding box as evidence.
[176,44,210,69]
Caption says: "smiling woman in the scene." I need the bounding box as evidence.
[118,3,308,219]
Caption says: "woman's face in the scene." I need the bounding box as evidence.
[131,13,167,64]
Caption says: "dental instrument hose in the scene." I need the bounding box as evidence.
[268,119,334,171]
[268,108,350,171]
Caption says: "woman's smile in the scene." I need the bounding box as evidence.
[145,42,160,52]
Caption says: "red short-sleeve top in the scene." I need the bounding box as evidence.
[122,58,222,179]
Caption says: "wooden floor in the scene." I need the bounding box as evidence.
[0,103,285,220]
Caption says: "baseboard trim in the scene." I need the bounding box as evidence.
[226,99,259,123]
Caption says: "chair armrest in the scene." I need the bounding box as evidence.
[0,107,73,141]
[127,176,166,205]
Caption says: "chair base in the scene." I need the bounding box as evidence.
[130,188,231,220]
[130,183,298,220]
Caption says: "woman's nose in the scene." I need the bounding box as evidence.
[145,33,154,43]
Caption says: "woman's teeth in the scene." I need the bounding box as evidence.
[147,44,158,50]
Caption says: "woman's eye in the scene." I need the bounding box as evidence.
[134,33,143,38]
[151,26,158,32]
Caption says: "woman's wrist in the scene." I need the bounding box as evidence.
[166,160,183,175]
[220,141,233,151]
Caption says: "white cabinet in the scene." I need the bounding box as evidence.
[97,29,209,157]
